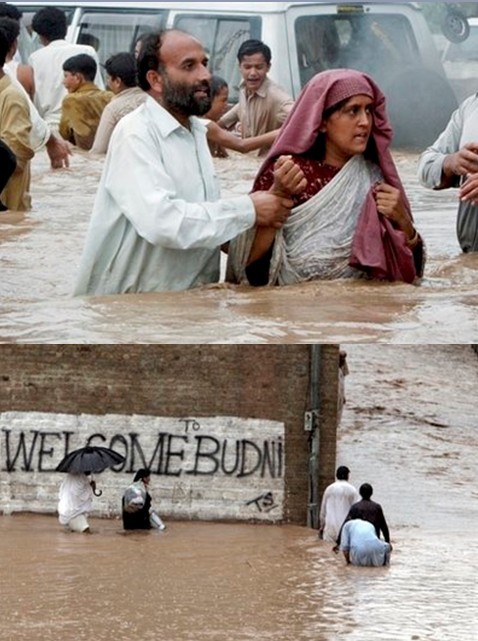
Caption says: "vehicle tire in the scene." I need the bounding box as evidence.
[383,66,458,149]
[442,9,470,44]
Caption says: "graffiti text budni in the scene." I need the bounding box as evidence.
[1,424,283,479]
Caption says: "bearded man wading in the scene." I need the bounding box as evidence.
[74,29,298,296]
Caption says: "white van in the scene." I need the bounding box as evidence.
[442,17,478,103]
[13,1,459,147]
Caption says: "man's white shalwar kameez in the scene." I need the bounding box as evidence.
[340,519,391,567]
[417,94,478,252]
[319,479,360,542]
[58,473,93,528]
[75,96,255,296]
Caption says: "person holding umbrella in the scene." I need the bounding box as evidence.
[56,444,126,533]
[57,472,96,533]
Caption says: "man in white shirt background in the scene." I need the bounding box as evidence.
[319,465,360,543]
[29,6,104,130]
[418,94,478,253]
[74,29,300,296]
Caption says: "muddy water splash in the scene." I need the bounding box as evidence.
[0,150,476,343]
[1,345,477,641]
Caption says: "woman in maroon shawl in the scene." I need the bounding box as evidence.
[226,69,425,286]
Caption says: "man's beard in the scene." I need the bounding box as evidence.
[162,73,211,117]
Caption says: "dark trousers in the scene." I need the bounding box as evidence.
[0,139,17,211]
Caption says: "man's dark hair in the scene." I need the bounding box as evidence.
[0,19,10,66]
[136,30,166,91]
[104,51,138,88]
[359,483,373,500]
[0,15,19,51]
[237,39,271,65]
[31,6,67,42]
[336,465,350,481]
[63,53,97,82]
[137,29,205,91]
[0,2,22,20]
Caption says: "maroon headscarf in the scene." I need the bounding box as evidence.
[254,69,418,283]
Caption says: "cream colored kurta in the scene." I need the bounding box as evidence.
[0,74,33,211]
[75,96,255,296]
[218,77,294,155]
[90,86,146,154]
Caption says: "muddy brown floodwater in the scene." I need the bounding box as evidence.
[0,149,477,343]
[1,345,477,641]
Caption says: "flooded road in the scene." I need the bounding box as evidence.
[1,345,477,641]
[0,149,477,343]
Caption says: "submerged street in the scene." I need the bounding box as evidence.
[0,150,476,343]
[0,345,477,641]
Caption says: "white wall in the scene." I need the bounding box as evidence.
[0,412,285,522]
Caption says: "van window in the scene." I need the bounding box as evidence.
[173,14,261,101]
[77,10,166,69]
[295,13,419,87]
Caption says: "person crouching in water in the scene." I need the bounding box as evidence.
[122,468,166,531]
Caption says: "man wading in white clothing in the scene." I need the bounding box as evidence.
[74,29,301,296]
[319,465,360,543]
[57,472,96,533]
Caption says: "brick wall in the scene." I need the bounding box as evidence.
[0,345,339,524]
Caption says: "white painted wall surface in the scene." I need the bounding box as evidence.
[0,412,285,522]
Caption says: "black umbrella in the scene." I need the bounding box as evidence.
[56,446,125,474]
[56,446,125,496]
